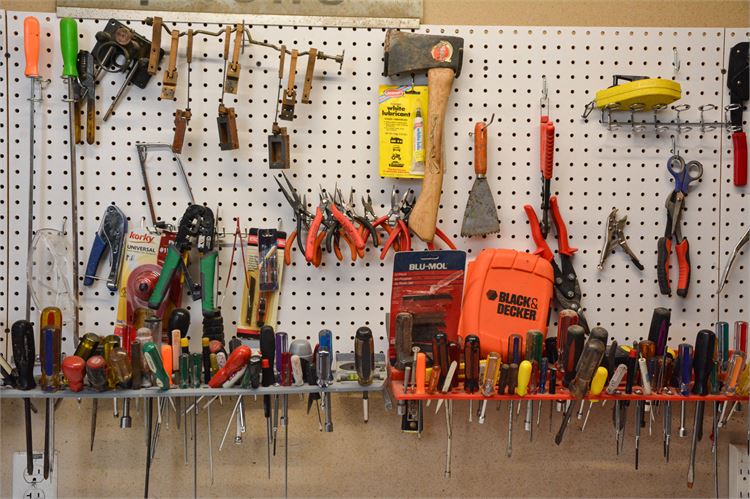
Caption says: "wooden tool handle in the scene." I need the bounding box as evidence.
[474,121,487,176]
[286,49,299,93]
[223,27,231,60]
[278,45,286,79]
[148,17,162,75]
[186,30,193,64]
[408,67,455,242]
[167,30,179,73]
[231,24,243,64]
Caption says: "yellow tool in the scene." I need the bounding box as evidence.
[586,76,681,115]
[516,360,532,396]
[581,366,608,431]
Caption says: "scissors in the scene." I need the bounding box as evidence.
[667,155,702,233]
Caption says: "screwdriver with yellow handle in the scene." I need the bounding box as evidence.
[581,366,608,431]
[478,352,501,424]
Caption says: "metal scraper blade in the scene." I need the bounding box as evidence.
[460,177,499,237]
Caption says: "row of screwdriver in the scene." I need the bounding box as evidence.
[5,314,377,496]
[395,309,749,488]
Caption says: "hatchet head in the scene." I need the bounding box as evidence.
[383,30,464,78]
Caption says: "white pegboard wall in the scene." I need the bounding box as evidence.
[3,15,748,358]
[0,10,8,350]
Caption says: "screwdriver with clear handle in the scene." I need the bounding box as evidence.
[581,366,608,431]
[555,336,606,445]
[719,351,745,426]
[478,352,500,424]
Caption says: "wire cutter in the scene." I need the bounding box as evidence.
[402,193,456,252]
[342,188,378,248]
[524,195,588,331]
[657,156,702,297]
[379,192,412,259]
[274,173,312,265]
[323,189,364,262]
[83,204,127,291]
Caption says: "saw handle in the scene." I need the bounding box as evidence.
[733,131,747,186]
[408,67,455,243]
[473,121,487,176]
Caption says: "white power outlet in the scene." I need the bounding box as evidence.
[12,451,58,499]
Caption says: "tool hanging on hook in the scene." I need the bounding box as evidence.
[269,46,291,169]
[160,29,180,100]
[217,27,239,151]
[172,29,194,154]
[539,75,555,239]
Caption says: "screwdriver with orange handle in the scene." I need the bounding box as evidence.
[719,351,745,426]
[23,16,41,322]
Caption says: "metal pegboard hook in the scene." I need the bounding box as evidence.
[671,136,680,157]
[468,114,496,136]
[60,216,68,235]
[672,103,692,133]
[540,75,549,114]
[672,47,680,73]
[699,104,718,132]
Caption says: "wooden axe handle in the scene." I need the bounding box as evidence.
[408,67,455,242]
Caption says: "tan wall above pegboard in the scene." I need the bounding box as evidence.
[0,0,748,26]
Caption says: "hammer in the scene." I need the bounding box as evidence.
[384,30,464,242]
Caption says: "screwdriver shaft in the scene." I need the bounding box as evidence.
[445,400,453,477]
[193,396,198,499]
[555,399,576,445]
[688,402,704,488]
[507,401,513,458]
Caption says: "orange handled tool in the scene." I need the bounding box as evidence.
[209,345,252,388]
[539,116,555,238]
[24,17,40,78]
[305,205,324,263]
[549,196,577,256]
[330,203,366,250]
[474,121,487,176]
[415,352,426,394]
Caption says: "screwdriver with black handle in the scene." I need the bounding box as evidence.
[555,335,606,444]
[86,355,107,452]
[678,343,693,438]
[688,329,716,489]
[260,325,275,479]
[12,320,36,475]
[355,327,375,423]
[464,335,480,422]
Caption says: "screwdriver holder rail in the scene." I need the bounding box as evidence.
[0,377,386,399]
[586,102,736,134]
[388,376,747,403]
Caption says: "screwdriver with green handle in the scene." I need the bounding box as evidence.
[59,18,82,342]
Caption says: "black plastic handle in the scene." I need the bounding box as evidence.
[562,325,585,387]
[463,335,480,393]
[260,325,275,386]
[168,308,191,339]
[432,332,449,386]
[11,320,36,391]
[647,307,671,356]
[692,329,716,396]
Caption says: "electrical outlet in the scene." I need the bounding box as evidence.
[12,451,58,499]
